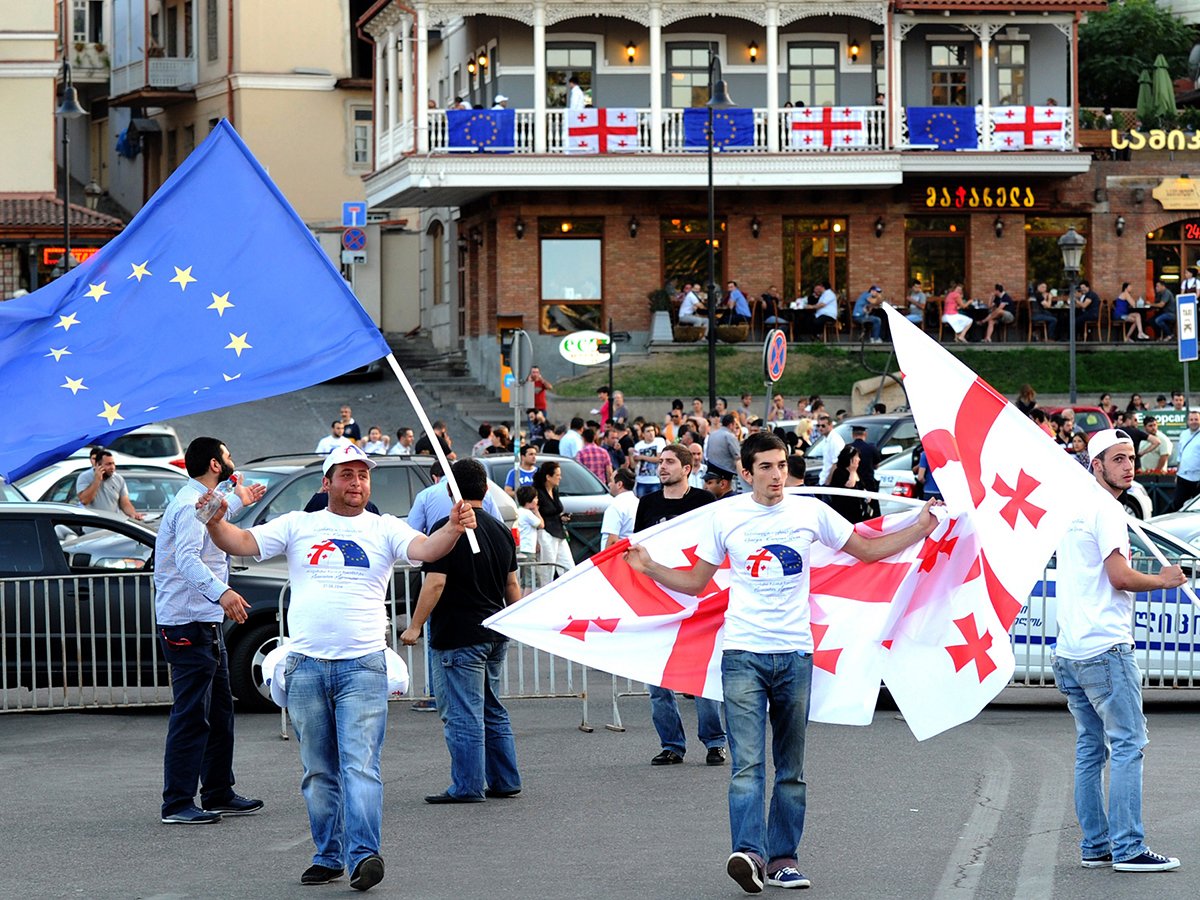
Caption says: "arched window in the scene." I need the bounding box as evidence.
[427,220,445,305]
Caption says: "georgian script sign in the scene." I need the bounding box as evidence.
[1111,129,1200,152]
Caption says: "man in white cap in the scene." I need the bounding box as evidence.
[1052,428,1184,874]
[491,94,509,109]
[201,444,477,892]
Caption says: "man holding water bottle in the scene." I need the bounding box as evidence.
[155,437,266,826]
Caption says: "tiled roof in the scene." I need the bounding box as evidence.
[895,0,1106,9]
[0,193,125,232]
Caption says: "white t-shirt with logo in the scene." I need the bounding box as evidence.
[695,493,854,653]
[250,510,418,659]
[600,489,639,542]
[1053,487,1133,660]
[633,437,666,485]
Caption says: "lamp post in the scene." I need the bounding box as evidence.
[54,57,88,279]
[1058,226,1087,405]
[705,54,736,412]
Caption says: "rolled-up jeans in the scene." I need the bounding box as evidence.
[1052,645,1148,863]
[286,651,388,874]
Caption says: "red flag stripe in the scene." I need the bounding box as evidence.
[660,590,729,694]
[810,559,913,603]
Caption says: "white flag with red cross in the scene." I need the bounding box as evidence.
[788,106,869,150]
[991,105,1067,151]
[565,108,640,154]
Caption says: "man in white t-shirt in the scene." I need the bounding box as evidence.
[1051,429,1184,874]
[1138,416,1171,470]
[203,443,476,892]
[815,414,845,486]
[632,423,666,498]
[677,283,706,333]
[624,432,938,893]
[315,420,353,454]
[601,468,639,548]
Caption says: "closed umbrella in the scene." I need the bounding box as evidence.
[1135,69,1154,125]
[1152,53,1178,121]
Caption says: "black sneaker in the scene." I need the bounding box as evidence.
[1113,850,1181,872]
[350,854,385,891]
[651,749,684,766]
[727,851,764,894]
[204,793,264,816]
[161,805,221,825]
[1081,853,1112,869]
[300,864,344,885]
[706,747,727,766]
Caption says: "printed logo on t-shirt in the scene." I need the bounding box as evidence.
[745,544,804,577]
[307,538,371,568]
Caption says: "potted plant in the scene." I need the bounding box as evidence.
[717,323,750,343]
[648,288,675,343]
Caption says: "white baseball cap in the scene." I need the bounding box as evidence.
[494,94,509,103]
[1087,428,1133,460]
[322,443,377,476]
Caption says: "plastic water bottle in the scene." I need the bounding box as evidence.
[195,472,240,523]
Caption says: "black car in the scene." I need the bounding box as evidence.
[802,414,920,486]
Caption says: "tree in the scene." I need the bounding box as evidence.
[1078,0,1195,108]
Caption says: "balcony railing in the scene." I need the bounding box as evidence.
[111,57,198,97]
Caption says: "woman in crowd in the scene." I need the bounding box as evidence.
[1127,393,1146,413]
[1113,282,1150,342]
[534,461,573,577]
[1098,393,1119,419]
[793,418,814,455]
[827,445,870,523]
[941,281,972,343]
[1067,431,1090,468]
[1016,384,1038,417]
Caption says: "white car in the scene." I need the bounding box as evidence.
[15,458,187,522]
[68,423,185,469]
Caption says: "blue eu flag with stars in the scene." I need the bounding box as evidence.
[447,109,516,152]
[683,108,754,150]
[906,107,978,150]
[0,120,392,482]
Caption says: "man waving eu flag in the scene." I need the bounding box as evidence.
[0,120,391,482]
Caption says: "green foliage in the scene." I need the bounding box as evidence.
[1079,0,1195,108]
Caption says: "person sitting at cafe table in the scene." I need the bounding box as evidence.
[980,283,1015,343]
[761,285,787,332]
[722,281,752,325]
[905,281,927,327]
[1074,280,1100,337]
[810,281,839,336]
[852,285,884,344]
[677,283,706,334]
[1149,280,1175,339]
[1029,282,1058,341]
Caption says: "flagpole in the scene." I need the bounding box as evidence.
[1125,517,1200,607]
[385,353,480,554]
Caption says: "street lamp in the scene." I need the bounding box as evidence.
[706,54,736,412]
[55,58,88,279]
[1058,226,1087,405]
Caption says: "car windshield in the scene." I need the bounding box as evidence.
[108,434,179,457]
[0,481,26,501]
[805,422,888,459]
[558,462,605,496]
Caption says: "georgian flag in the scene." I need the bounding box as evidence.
[991,105,1067,151]
[788,106,868,150]
[564,108,639,154]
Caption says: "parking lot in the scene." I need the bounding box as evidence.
[3,688,1198,899]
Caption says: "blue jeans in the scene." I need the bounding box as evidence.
[905,310,924,325]
[431,641,521,799]
[853,314,882,339]
[721,650,812,875]
[1052,645,1149,863]
[286,651,388,873]
[1031,310,1057,339]
[159,622,236,816]
[648,685,725,756]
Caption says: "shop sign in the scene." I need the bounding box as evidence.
[1110,129,1200,152]
[1151,177,1200,211]
[920,185,1039,209]
[558,330,612,366]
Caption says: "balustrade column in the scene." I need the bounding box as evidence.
[650,3,663,153]
[534,2,547,153]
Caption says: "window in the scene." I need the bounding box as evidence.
[996,43,1026,105]
[183,124,195,159]
[1148,219,1200,287]
[661,217,726,295]
[350,105,372,169]
[783,218,848,302]
[166,128,178,173]
[428,221,445,306]
[539,218,603,334]
[1025,217,1089,293]
[349,0,374,78]
[787,43,838,108]
[206,0,218,61]
[906,216,968,296]
[166,6,178,56]
[872,40,886,103]
[0,520,44,575]
[930,44,970,106]
[546,43,593,108]
[184,0,194,58]
[668,43,716,108]
[73,1,103,44]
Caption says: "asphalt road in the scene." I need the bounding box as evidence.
[2,688,1197,900]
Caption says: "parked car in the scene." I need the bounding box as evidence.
[0,479,28,502]
[1042,406,1112,437]
[478,453,612,562]
[63,423,186,468]
[15,459,188,523]
[803,414,920,486]
[1148,492,1200,546]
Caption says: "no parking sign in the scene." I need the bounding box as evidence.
[763,329,787,383]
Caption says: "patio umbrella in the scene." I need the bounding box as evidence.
[1135,68,1154,125]
[1152,53,1178,121]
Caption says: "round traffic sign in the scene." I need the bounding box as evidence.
[342,227,367,251]
[763,329,788,383]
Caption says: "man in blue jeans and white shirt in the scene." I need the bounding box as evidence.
[1052,428,1184,873]
[203,444,476,891]
[625,432,938,893]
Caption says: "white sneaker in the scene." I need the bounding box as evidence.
[1113,849,1181,872]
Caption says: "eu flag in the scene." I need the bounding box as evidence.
[0,120,391,482]
[683,108,754,150]
[906,107,978,150]
[447,109,516,152]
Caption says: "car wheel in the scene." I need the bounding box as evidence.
[1121,495,1144,519]
[229,621,283,713]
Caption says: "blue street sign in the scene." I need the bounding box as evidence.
[342,202,366,228]
[342,227,367,251]
[1179,293,1198,363]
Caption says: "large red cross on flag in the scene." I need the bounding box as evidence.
[991,105,1066,151]
[564,108,640,154]
[788,106,868,150]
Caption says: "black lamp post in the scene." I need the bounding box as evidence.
[706,54,736,412]
[54,58,88,279]
[1058,226,1087,405]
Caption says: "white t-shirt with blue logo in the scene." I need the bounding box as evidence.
[250,509,417,659]
[696,493,853,653]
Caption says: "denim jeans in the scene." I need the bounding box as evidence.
[159,622,236,816]
[853,314,882,340]
[648,685,725,756]
[286,651,388,873]
[431,641,521,799]
[1052,645,1149,863]
[721,649,812,875]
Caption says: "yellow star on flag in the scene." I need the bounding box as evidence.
[171,266,197,291]
[208,291,234,316]
[98,401,124,425]
[85,282,110,302]
[45,347,71,361]
[223,373,241,382]
[61,376,88,395]
[225,332,252,356]
[128,261,152,282]
[55,312,80,331]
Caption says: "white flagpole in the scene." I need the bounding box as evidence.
[1125,518,1200,607]
[385,353,480,554]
